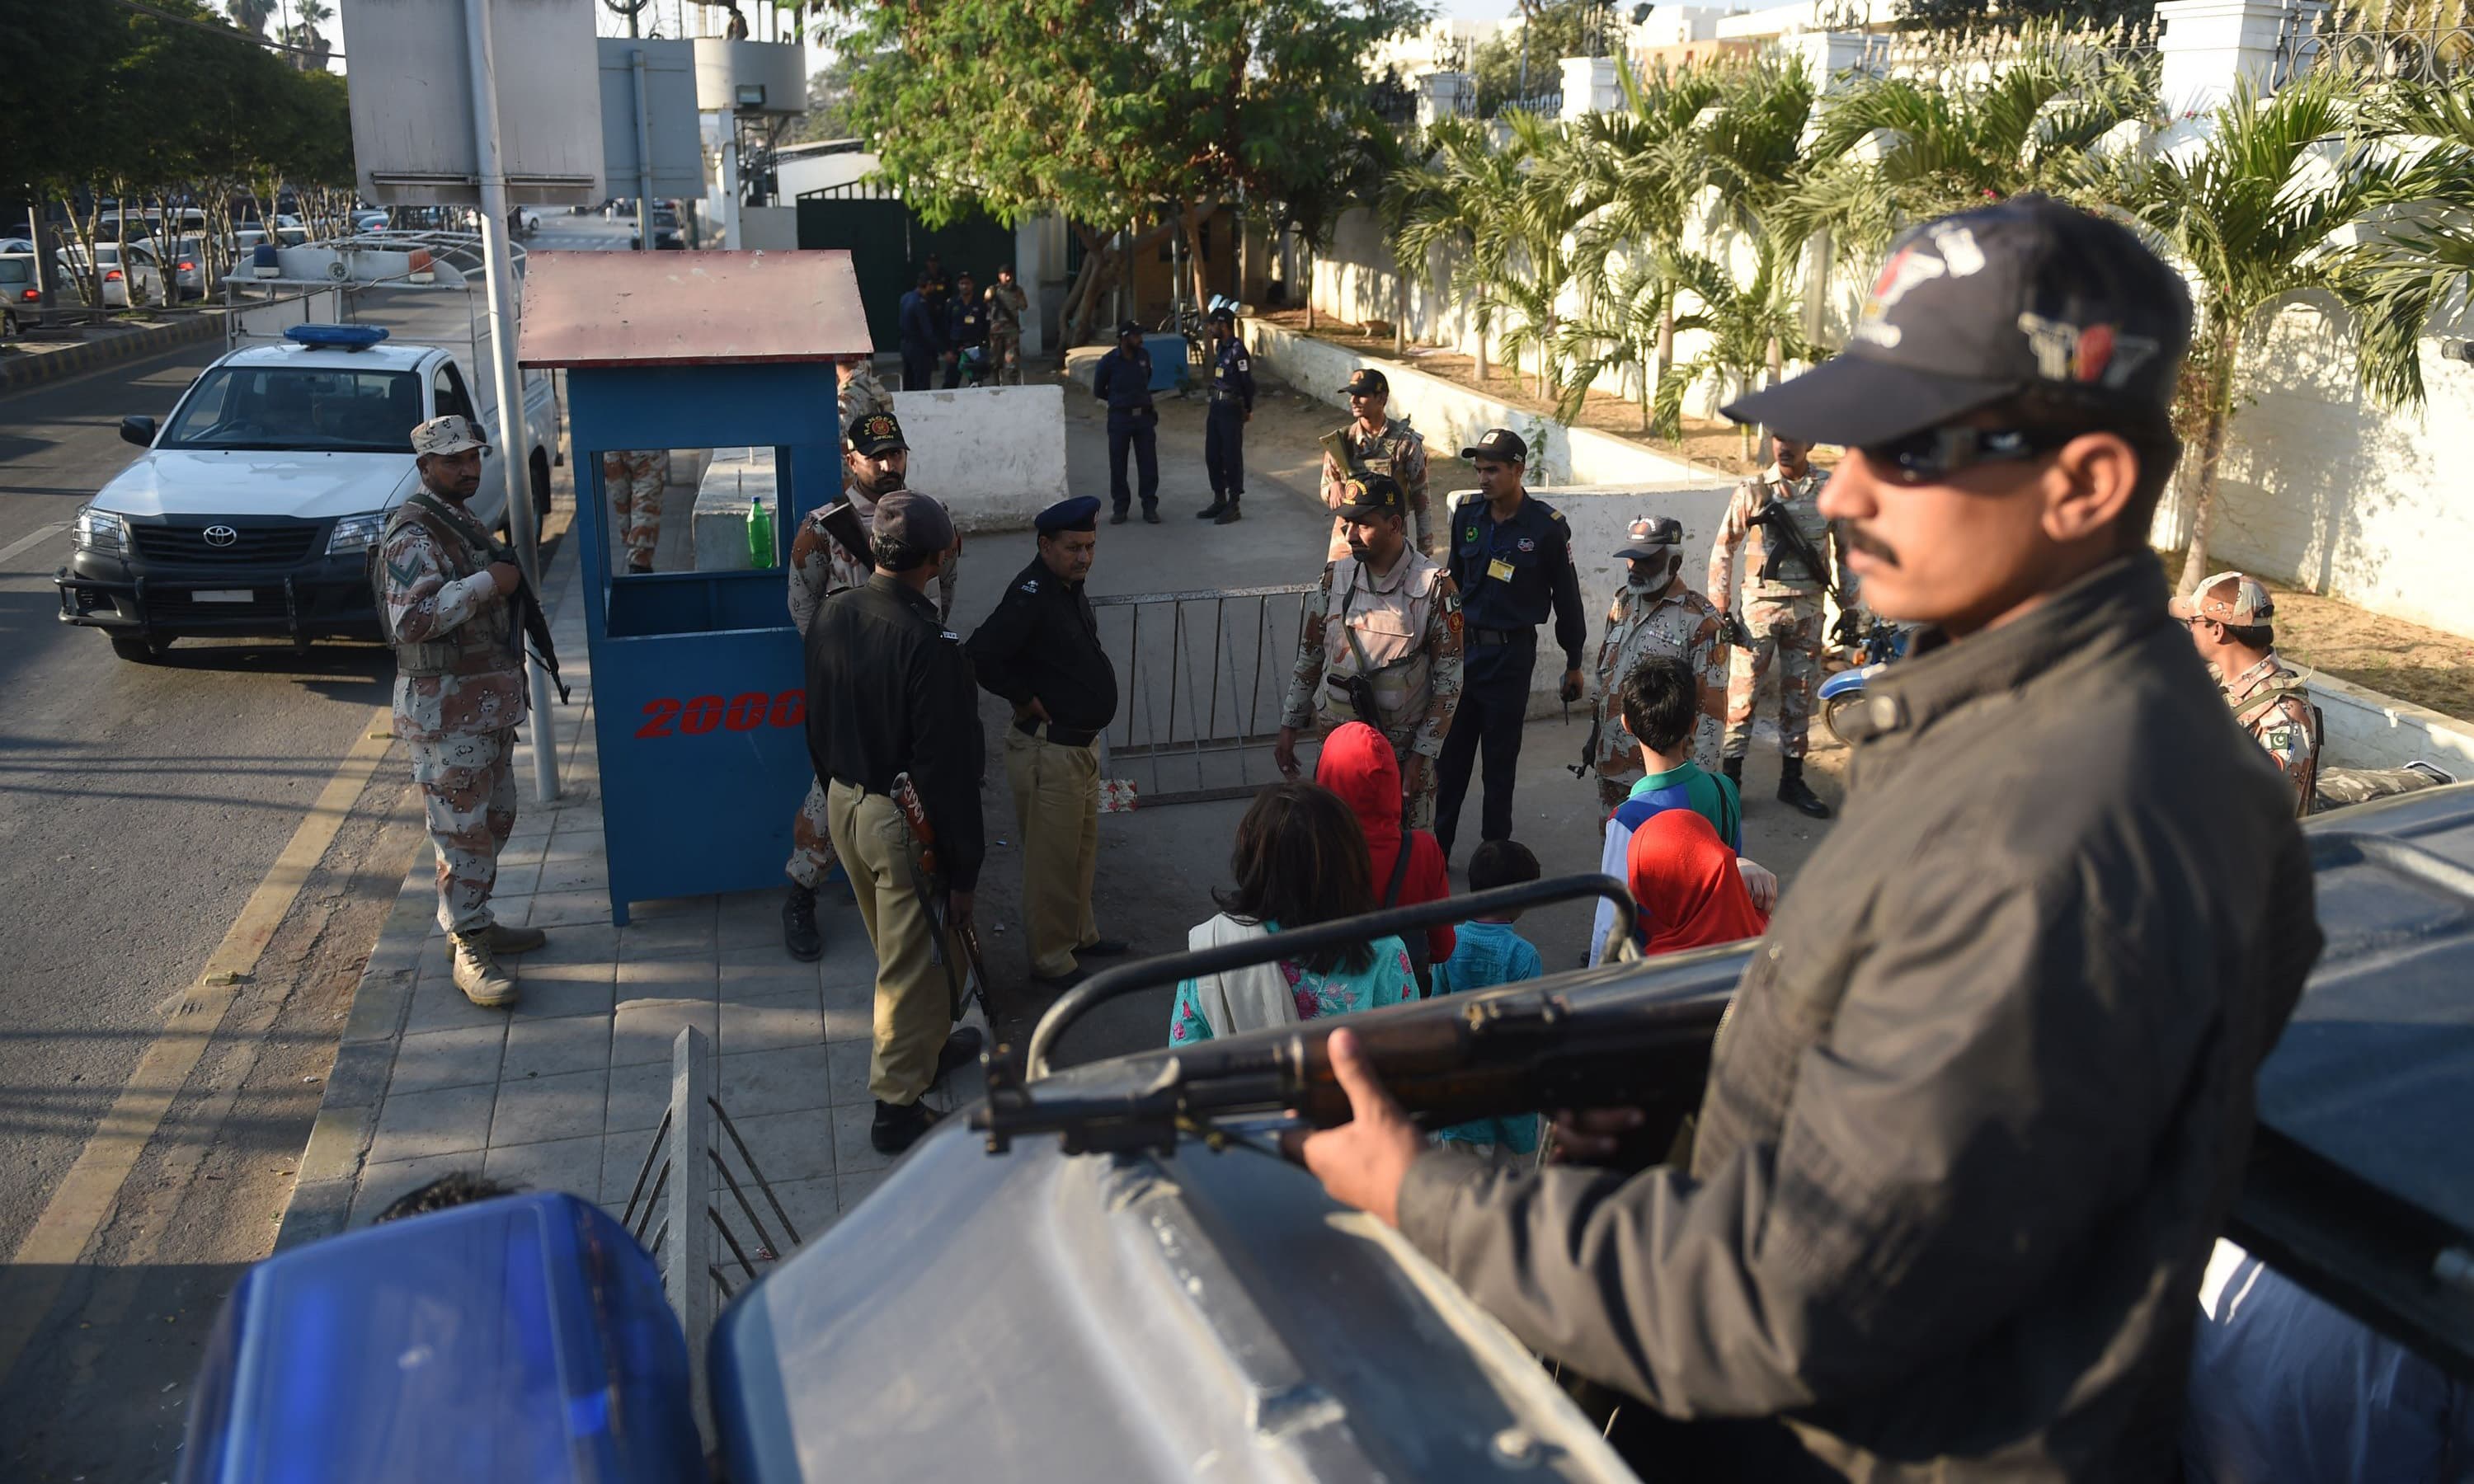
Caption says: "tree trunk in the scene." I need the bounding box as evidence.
[1393,273,1407,355]
[1304,241,1316,330]
[2175,330,2240,594]
[1182,204,1211,323]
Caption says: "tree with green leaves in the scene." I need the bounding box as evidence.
[1652,235,1819,460]
[1389,116,1526,383]
[1470,1,1599,116]
[2123,72,2467,590]
[835,0,1423,350]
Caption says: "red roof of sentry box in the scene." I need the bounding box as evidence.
[515,249,872,368]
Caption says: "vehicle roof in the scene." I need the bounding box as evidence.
[216,340,441,373]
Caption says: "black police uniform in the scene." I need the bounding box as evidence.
[1436,491,1588,857]
[965,559,1120,741]
[1201,333,1255,519]
[1093,340,1160,520]
[946,294,990,389]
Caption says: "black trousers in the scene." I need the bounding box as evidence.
[901,344,937,391]
[1204,404,1245,496]
[1108,417,1159,514]
[1434,638,1536,857]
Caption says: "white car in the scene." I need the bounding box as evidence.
[58,242,167,308]
[59,323,562,660]
[0,253,34,338]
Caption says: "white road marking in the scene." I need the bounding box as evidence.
[0,520,71,568]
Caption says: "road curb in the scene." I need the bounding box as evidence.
[0,313,223,396]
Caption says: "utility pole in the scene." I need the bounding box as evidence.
[462,0,561,804]
[633,49,657,253]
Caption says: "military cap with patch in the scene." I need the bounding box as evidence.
[1336,472,1406,520]
[1341,368,1389,396]
[1460,427,1528,463]
[2169,571,2275,627]
[849,411,907,457]
[1724,193,2192,448]
[1614,515,1686,559]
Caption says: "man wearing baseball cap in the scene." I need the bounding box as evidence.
[2176,571,2451,814]
[1093,320,1162,523]
[1293,195,2321,1480]
[1319,367,1432,557]
[377,415,544,1007]
[805,490,985,1154]
[1587,514,1727,815]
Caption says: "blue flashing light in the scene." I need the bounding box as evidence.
[283,323,390,350]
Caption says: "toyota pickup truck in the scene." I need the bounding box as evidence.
[58,305,558,661]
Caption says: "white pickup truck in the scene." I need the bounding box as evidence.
[57,321,559,661]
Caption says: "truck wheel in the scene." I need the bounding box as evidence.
[109,634,166,663]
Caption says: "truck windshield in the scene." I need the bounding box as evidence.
[159,367,423,453]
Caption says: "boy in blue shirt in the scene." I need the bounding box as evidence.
[1432,839,1545,1161]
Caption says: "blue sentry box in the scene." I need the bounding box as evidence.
[1141,331,1188,392]
[176,1193,702,1484]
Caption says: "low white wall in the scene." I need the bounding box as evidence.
[1249,317,1714,489]
[689,446,776,573]
[890,383,1067,533]
[2310,671,2474,777]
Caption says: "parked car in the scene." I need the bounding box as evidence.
[165,235,208,298]
[0,253,34,339]
[58,242,167,308]
[350,209,389,233]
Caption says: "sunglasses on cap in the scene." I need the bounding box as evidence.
[1860,424,2072,486]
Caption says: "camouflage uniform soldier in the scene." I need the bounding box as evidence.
[600,448,670,575]
[1592,516,1727,815]
[379,416,546,1007]
[835,354,895,459]
[1275,473,1463,829]
[1320,368,1433,559]
[985,265,1031,386]
[1709,431,1850,819]
[778,412,957,959]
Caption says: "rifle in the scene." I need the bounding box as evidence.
[1746,498,1844,608]
[891,772,992,1021]
[492,551,569,704]
[1570,713,1603,779]
[973,876,1737,1160]
[816,500,872,568]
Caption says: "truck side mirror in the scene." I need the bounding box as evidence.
[120,415,156,448]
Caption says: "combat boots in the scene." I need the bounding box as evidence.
[450,932,518,1008]
[782,882,822,962]
[1197,494,1229,519]
[1721,755,1744,791]
[1214,497,1243,525]
[483,923,546,954]
[1778,758,1832,819]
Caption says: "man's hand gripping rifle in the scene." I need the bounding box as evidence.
[972,876,1738,1159]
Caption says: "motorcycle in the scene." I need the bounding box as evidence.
[1818,616,1907,747]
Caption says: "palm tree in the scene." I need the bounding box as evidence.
[1491,110,1590,402]
[1651,232,1818,462]
[1390,117,1525,383]
[2127,71,2458,590]
[228,0,276,36]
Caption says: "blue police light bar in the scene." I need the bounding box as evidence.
[283,323,390,350]
[176,1192,702,1484]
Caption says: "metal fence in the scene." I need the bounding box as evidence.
[1094,584,1317,807]
[615,1026,802,1424]
[2286,7,2474,80]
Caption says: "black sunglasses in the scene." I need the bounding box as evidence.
[1860,425,2070,485]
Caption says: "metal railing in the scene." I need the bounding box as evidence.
[2286,9,2474,80]
[615,1026,802,1425]
[1093,584,1318,807]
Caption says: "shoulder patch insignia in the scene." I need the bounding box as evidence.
[1020,579,1040,594]
[1550,509,1569,524]
[941,630,962,643]
[1516,538,1535,552]
[384,555,424,589]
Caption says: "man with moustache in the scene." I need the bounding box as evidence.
[1292,196,2320,1482]
[377,415,548,1007]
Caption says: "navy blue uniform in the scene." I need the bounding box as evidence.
[1204,336,1254,500]
[1093,343,1159,518]
[1434,491,1590,856]
[946,296,990,388]
[898,289,944,392]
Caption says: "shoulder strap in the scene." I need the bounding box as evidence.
[1339,566,1376,673]
[2232,679,2314,729]
[1383,825,1414,908]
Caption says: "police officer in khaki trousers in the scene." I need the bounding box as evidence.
[965,497,1131,989]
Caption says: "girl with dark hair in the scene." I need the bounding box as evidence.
[1167,782,1421,1044]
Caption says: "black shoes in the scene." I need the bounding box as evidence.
[1214,500,1242,525]
[781,883,821,961]
[870,1098,938,1154]
[935,1025,985,1082]
[1197,496,1229,519]
[1109,507,1130,525]
[1721,755,1744,790]
[1142,507,1162,524]
[1079,938,1132,957]
[1778,758,1833,819]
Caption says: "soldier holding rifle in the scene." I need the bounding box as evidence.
[805,491,986,1156]
[1291,197,2321,1480]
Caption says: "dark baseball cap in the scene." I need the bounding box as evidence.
[1117,319,1144,339]
[1341,368,1388,396]
[1336,472,1405,520]
[849,411,907,457]
[1460,427,1527,463]
[1723,194,2192,448]
[872,490,955,552]
[1614,515,1685,558]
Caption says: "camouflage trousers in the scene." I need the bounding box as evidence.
[601,449,669,564]
[1724,597,1823,762]
[990,331,1023,384]
[785,777,841,890]
[410,726,518,935]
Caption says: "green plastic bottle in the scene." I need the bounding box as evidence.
[747,491,776,568]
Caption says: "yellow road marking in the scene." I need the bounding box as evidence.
[0,706,398,1383]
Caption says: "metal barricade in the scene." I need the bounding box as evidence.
[1093,583,1317,806]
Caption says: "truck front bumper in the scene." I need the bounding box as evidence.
[56,550,383,645]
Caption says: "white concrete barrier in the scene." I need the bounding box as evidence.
[890,383,1068,533]
[1248,318,1718,489]
[689,446,778,573]
[2309,670,2474,777]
